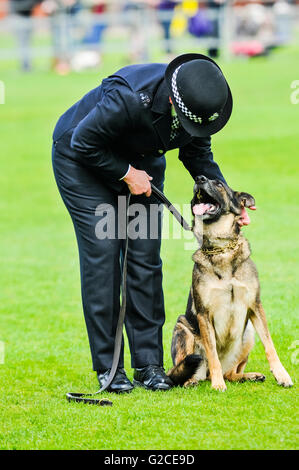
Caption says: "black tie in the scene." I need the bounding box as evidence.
[170,115,181,142]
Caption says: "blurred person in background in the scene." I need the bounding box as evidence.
[156,0,177,56]
[123,0,144,62]
[82,0,107,50]
[123,0,157,62]
[234,2,276,57]
[207,0,226,58]
[188,5,214,43]
[183,0,224,58]
[0,0,8,19]
[11,0,42,71]
[41,0,81,74]
[69,0,107,72]
[273,0,293,46]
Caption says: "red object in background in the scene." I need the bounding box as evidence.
[33,3,47,17]
[93,3,106,14]
[0,0,7,19]
[232,40,265,57]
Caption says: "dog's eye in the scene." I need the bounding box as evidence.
[216,182,223,188]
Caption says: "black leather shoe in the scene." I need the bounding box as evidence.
[97,368,134,393]
[133,365,173,391]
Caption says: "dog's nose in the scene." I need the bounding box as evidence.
[196,175,207,184]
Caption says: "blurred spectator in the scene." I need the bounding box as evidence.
[123,1,154,62]
[1,0,297,71]
[234,3,275,56]
[207,0,226,58]
[231,2,289,57]
[70,1,107,72]
[273,0,293,46]
[42,0,81,74]
[236,3,269,37]
[82,1,107,49]
[0,0,8,19]
[186,1,224,58]
[11,0,42,71]
[156,1,176,55]
[170,1,201,40]
[188,7,214,39]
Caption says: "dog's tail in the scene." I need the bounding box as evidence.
[167,354,203,386]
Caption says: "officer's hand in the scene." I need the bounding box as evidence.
[123,166,153,197]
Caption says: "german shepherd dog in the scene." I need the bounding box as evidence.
[168,175,293,391]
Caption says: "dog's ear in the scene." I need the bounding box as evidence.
[234,192,255,208]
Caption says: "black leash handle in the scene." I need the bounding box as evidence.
[66,184,191,406]
[66,392,113,406]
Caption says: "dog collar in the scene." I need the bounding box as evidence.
[201,239,239,255]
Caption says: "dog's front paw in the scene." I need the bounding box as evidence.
[184,378,199,388]
[211,380,227,392]
[272,367,293,387]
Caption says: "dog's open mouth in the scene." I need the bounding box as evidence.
[192,188,220,219]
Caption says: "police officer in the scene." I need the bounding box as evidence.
[52,53,233,392]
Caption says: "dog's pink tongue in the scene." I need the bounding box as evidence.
[193,203,210,216]
[239,207,251,226]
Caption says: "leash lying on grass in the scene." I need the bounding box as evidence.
[66,183,191,406]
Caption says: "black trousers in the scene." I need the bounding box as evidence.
[52,146,166,371]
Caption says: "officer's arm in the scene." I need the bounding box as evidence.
[179,136,226,183]
[71,88,133,181]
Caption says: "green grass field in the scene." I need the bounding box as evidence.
[0,48,298,450]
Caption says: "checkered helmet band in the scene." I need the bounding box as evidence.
[171,65,220,124]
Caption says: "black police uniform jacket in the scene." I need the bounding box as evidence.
[53,63,225,187]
